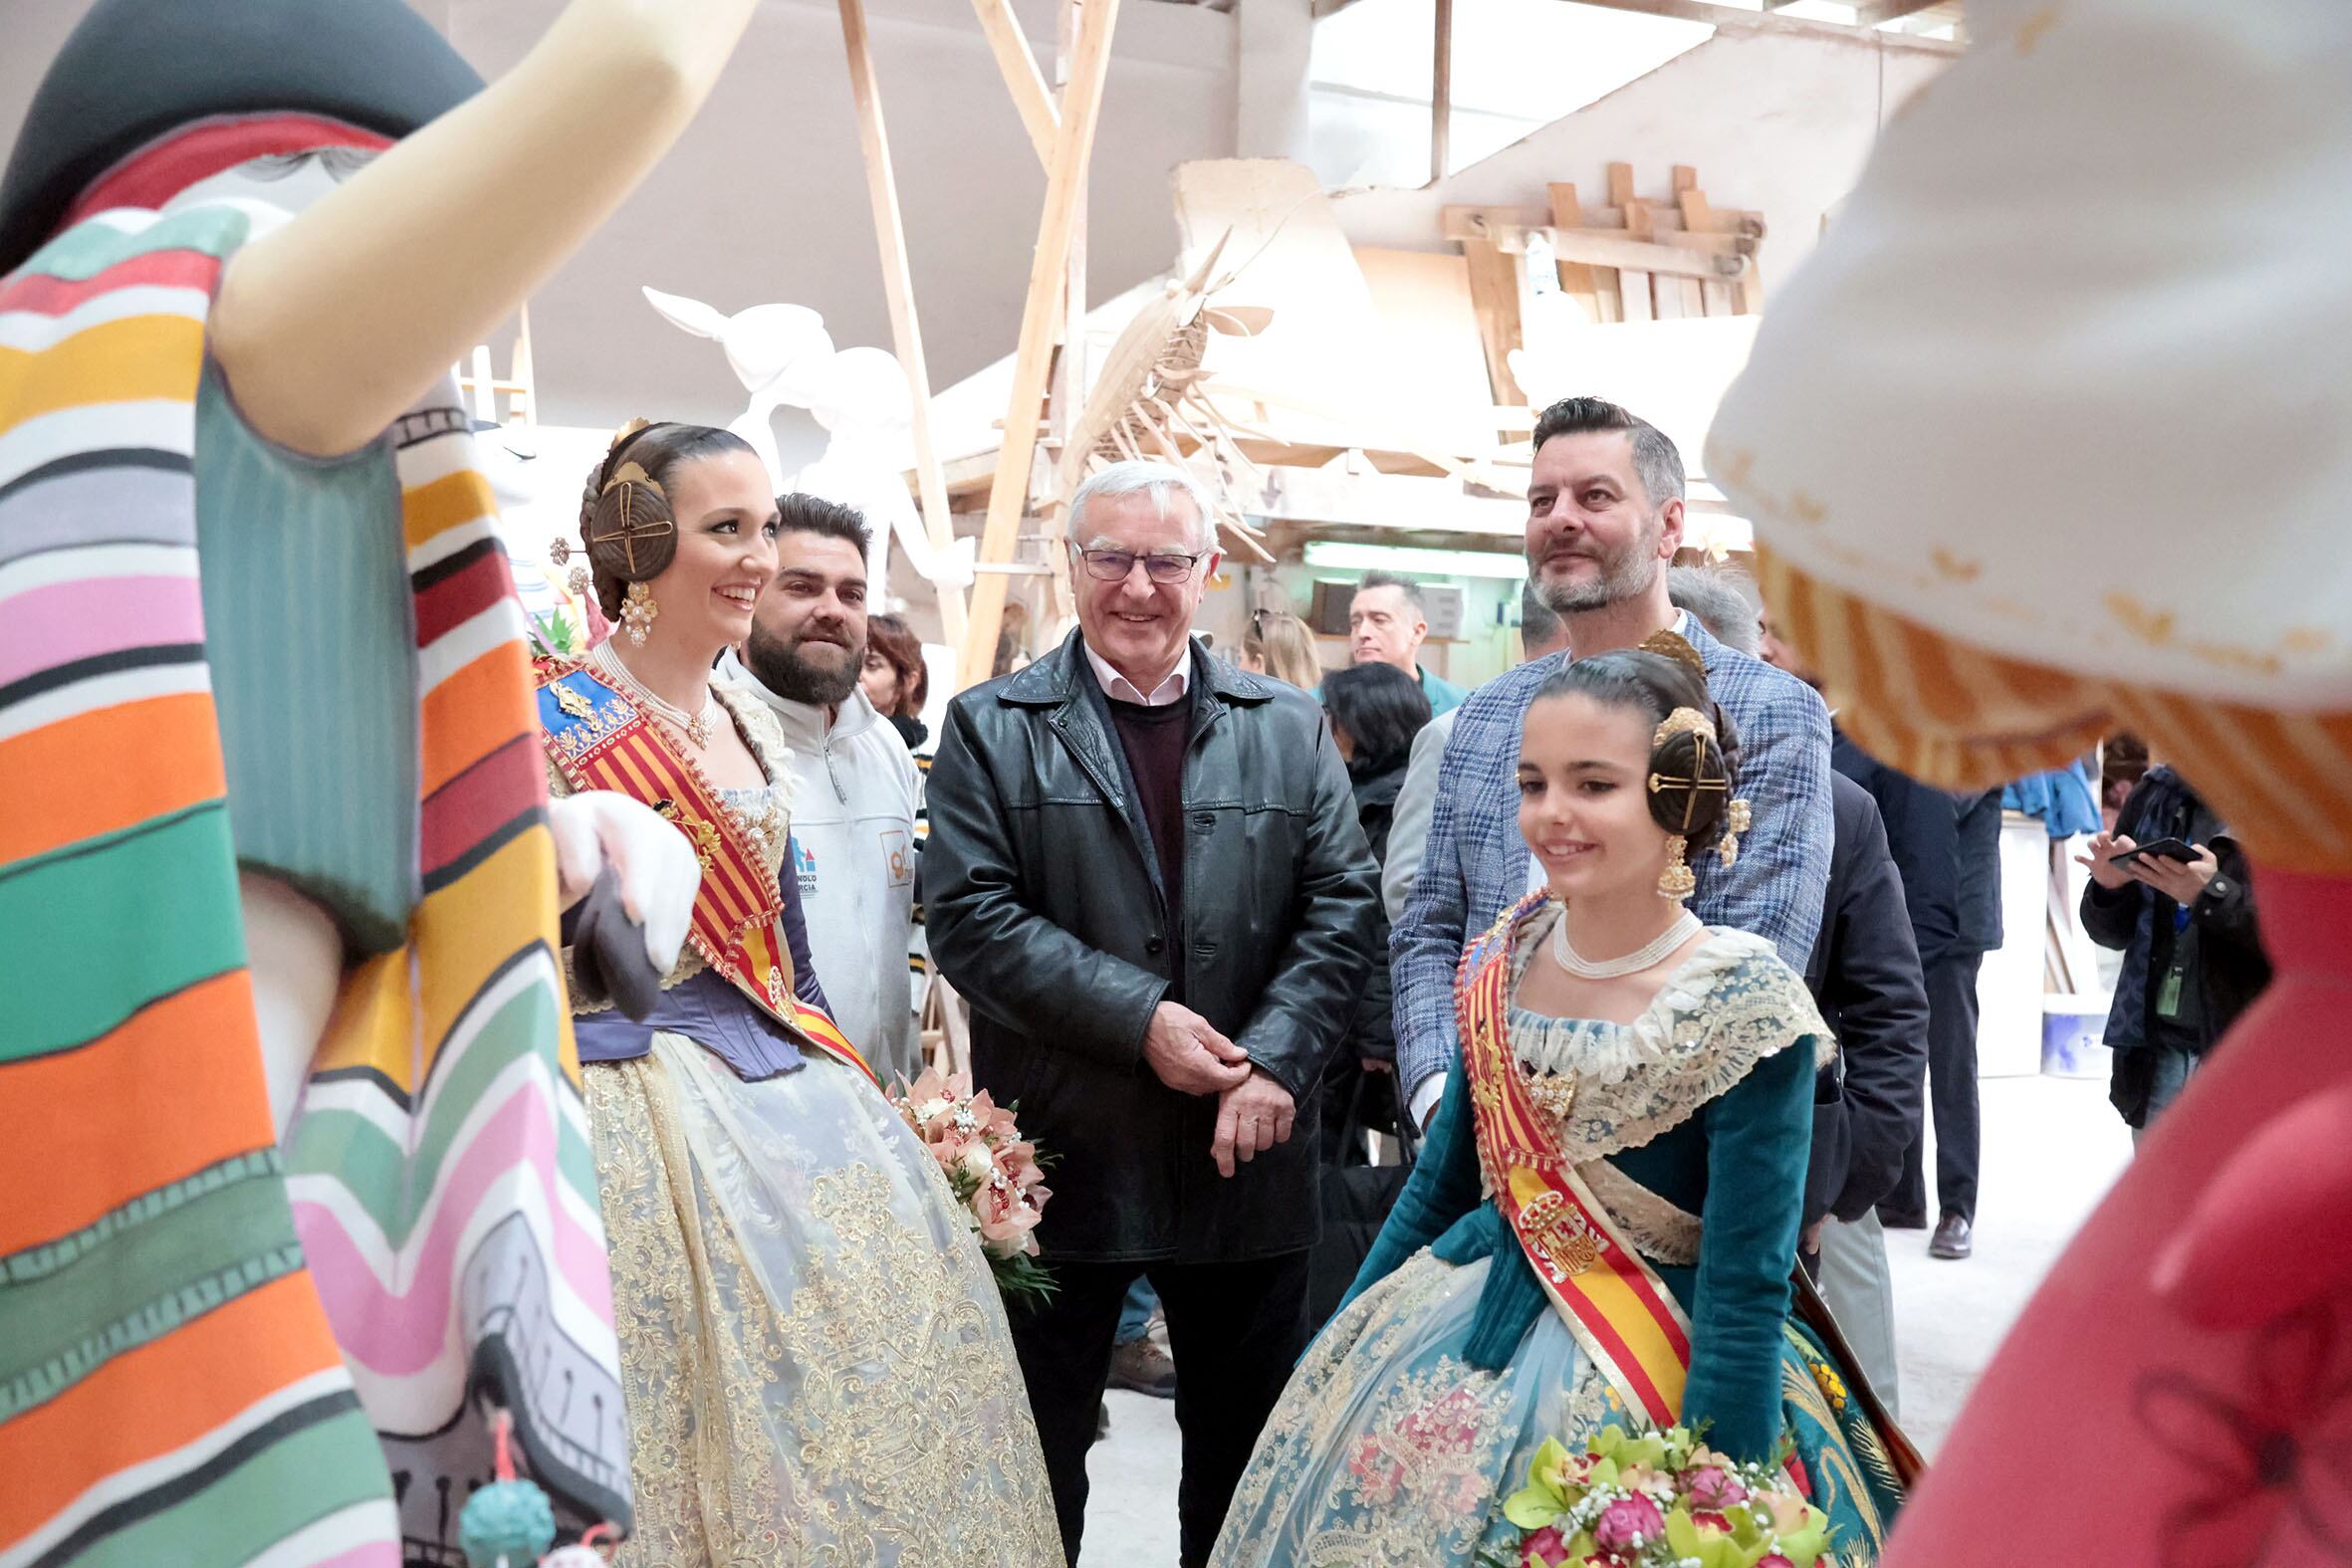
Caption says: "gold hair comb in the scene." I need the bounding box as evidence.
[602,460,665,499]
[1653,706,1716,747]
[1639,629,1707,678]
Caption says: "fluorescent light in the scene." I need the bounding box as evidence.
[1302,541,1529,579]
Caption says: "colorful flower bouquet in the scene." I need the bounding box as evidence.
[895,1069,1057,1306]
[1484,1423,1832,1568]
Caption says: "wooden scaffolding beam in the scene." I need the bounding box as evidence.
[957,0,1122,688]
[838,0,969,650]
[970,0,1060,168]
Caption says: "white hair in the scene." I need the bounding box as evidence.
[1065,460,1219,553]
[1666,561,1763,655]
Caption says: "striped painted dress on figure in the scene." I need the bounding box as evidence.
[0,188,629,1563]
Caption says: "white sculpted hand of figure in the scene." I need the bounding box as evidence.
[548,790,698,974]
[1213,1069,1297,1179]
[1143,1001,1252,1096]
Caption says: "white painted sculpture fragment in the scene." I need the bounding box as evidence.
[641,285,833,488]
[642,286,975,601]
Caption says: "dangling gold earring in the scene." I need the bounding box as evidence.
[621,580,659,646]
[1718,798,1753,869]
[1659,835,1696,902]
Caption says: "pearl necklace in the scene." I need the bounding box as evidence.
[1550,909,1701,980]
[590,641,716,749]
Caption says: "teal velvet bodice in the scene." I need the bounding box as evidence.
[1345,979,1816,1462]
[192,360,419,954]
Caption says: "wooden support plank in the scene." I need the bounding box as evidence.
[958,0,1121,688]
[1045,0,1084,628]
[1676,185,1764,316]
[1329,0,1964,49]
[1612,165,1655,325]
[1499,228,1749,279]
[1678,187,1732,316]
[1442,201,1764,243]
[840,0,967,648]
[1664,168,1706,316]
[1545,182,1608,325]
[1430,0,1453,186]
[970,0,1059,171]
[1460,238,1528,409]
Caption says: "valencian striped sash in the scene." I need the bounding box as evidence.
[0,178,629,1564]
[536,659,878,1086]
[1458,894,1696,1426]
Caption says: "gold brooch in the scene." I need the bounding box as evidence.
[1521,1065,1579,1121]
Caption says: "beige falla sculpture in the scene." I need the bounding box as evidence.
[0,0,767,1559]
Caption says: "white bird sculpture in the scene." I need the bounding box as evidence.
[642,286,974,602]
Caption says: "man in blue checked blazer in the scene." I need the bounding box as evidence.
[1392,397,1834,1127]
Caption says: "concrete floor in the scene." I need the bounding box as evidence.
[1078,1072,2133,1563]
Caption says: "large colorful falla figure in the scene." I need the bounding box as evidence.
[1709,1,2352,1561]
[0,0,776,1560]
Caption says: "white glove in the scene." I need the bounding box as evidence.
[547,790,698,974]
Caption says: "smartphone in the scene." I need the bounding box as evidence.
[2111,836,2198,866]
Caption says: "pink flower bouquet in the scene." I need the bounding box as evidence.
[895,1068,1057,1306]
[1482,1423,1831,1568]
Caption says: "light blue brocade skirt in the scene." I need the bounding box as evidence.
[1210,1250,1902,1567]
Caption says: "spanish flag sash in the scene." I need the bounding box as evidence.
[535,657,876,1086]
[1459,894,1695,1426]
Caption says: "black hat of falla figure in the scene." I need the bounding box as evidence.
[0,0,486,274]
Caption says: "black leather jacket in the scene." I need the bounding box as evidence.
[924,631,1379,1261]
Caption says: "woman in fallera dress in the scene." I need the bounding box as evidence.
[1212,639,1905,1566]
[535,420,1058,1566]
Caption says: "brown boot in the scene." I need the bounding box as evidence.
[1108,1334,1177,1398]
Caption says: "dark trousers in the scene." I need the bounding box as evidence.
[1889,948,1983,1223]
[1011,1250,1310,1567]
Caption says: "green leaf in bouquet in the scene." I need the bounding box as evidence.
[1501,1482,1563,1533]
[992,1250,1059,1314]
[529,609,581,658]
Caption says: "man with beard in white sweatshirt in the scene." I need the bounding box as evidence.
[722,493,924,1085]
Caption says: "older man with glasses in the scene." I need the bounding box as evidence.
[925,460,1379,1566]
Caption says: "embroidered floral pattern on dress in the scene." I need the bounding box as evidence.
[588,1044,1059,1568]
[1213,1253,1619,1567]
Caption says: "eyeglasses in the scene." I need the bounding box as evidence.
[1075,548,1209,585]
